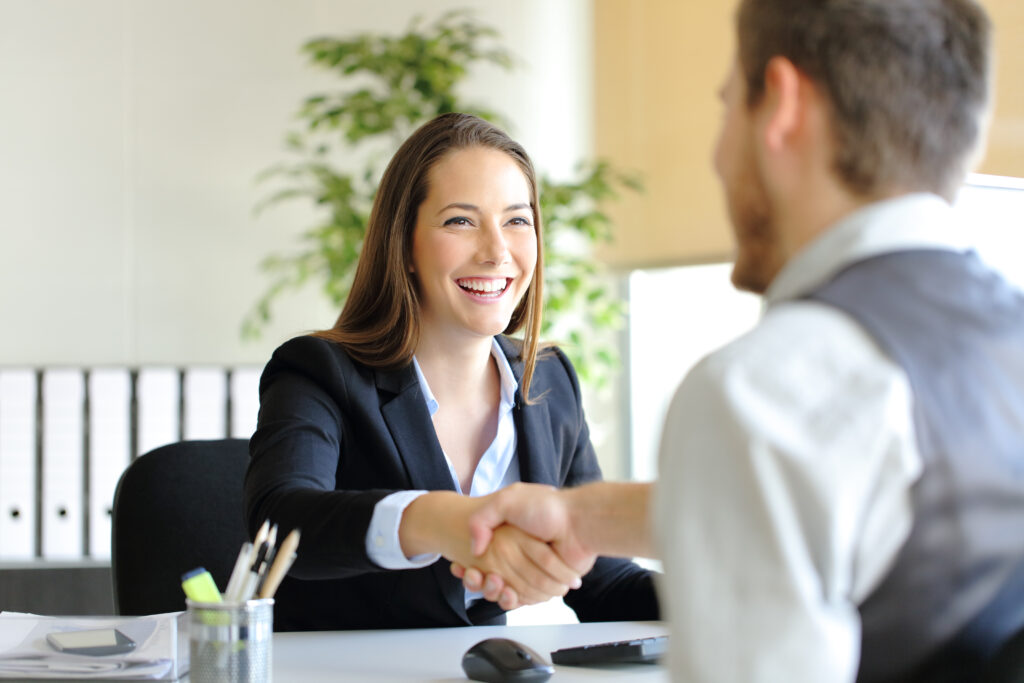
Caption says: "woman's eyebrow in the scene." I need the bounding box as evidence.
[439,202,479,212]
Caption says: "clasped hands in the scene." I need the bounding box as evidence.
[444,483,594,611]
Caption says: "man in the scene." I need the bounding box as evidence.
[455,0,1024,680]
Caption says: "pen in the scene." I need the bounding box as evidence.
[181,567,223,603]
[239,525,277,601]
[227,520,270,603]
[259,528,301,599]
[224,541,253,603]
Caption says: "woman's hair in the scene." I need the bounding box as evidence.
[314,112,545,401]
[737,0,991,200]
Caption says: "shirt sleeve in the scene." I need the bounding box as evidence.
[654,302,921,683]
[365,490,440,569]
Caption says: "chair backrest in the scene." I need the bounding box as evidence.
[111,439,250,615]
[979,626,1024,683]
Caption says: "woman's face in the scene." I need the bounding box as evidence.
[411,145,537,346]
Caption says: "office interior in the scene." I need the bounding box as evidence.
[1,0,1022,623]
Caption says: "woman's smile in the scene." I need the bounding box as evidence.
[456,277,513,299]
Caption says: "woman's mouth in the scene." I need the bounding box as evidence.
[456,277,511,298]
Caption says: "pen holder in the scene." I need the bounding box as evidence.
[187,598,273,683]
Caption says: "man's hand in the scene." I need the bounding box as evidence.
[399,490,584,607]
[445,523,581,606]
[467,483,595,571]
[449,483,598,609]
[452,481,656,608]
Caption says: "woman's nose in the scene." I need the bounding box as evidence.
[477,223,511,265]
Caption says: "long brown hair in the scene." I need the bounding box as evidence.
[314,113,545,401]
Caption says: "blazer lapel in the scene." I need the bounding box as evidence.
[375,364,469,623]
[496,337,560,487]
[375,366,455,493]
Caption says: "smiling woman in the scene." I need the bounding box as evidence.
[243,113,660,632]
[411,146,538,360]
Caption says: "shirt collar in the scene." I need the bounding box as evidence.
[766,192,971,306]
[412,338,519,417]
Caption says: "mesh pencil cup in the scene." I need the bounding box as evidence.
[187,598,274,683]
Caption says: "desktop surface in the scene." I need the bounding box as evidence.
[267,620,669,682]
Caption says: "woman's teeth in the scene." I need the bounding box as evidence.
[457,278,509,296]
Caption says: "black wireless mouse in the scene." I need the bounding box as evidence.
[461,637,555,683]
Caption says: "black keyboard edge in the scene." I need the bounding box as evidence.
[550,635,668,666]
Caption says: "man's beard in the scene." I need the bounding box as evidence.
[728,174,779,295]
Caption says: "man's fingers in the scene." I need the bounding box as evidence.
[491,533,574,603]
[523,539,582,591]
[498,587,521,611]
[481,573,505,601]
[462,567,485,593]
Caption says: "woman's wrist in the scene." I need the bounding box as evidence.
[398,490,473,559]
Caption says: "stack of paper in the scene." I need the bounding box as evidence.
[0,612,187,680]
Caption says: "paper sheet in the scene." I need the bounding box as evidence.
[0,612,185,680]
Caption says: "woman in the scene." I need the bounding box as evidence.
[245,112,659,631]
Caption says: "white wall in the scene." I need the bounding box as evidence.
[0,0,593,366]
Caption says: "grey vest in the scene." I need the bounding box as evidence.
[807,249,1024,683]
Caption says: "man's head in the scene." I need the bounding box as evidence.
[737,0,991,200]
[717,0,992,293]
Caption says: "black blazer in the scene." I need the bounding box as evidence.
[245,334,659,631]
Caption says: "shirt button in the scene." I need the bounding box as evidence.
[374,535,385,548]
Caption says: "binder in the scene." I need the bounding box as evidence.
[229,367,261,439]
[41,369,85,559]
[88,369,131,559]
[183,368,226,440]
[137,369,180,458]
[0,370,38,560]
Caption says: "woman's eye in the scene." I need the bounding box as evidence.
[443,216,472,227]
[507,216,532,227]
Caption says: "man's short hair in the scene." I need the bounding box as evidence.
[737,0,991,199]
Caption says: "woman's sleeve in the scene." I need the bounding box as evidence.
[243,336,399,580]
[550,347,662,621]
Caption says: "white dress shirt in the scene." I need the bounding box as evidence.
[365,339,520,604]
[654,194,972,682]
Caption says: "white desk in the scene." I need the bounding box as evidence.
[271,621,670,682]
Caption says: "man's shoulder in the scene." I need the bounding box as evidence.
[685,300,905,400]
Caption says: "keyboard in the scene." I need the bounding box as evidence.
[550,635,668,666]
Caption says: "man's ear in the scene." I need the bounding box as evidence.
[761,56,804,152]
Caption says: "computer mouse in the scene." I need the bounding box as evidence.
[461,637,555,683]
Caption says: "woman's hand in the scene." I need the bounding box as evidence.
[399,491,581,607]
[450,523,581,607]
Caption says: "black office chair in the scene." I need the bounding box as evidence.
[979,626,1024,683]
[111,439,251,615]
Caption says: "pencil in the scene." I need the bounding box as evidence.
[258,529,301,599]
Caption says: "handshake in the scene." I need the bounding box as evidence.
[401,481,653,611]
